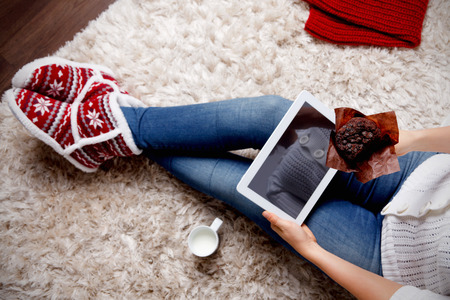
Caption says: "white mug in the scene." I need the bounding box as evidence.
[188,218,223,257]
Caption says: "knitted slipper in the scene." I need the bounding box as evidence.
[11,56,123,103]
[5,60,144,172]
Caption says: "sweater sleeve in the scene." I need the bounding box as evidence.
[390,286,449,300]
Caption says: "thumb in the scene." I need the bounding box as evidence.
[262,211,279,225]
[262,211,289,231]
[263,211,285,236]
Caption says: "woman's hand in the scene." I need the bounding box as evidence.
[263,211,403,300]
[262,211,318,256]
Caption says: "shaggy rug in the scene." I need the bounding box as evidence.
[1,0,449,299]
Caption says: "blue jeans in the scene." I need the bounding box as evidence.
[121,95,435,275]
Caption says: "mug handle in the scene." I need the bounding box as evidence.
[210,218,223,232]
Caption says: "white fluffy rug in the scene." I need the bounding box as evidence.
[1,0,449,298]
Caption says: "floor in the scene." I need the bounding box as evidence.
[0,0,116,95]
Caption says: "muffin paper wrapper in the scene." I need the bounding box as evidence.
[326,107,400,183]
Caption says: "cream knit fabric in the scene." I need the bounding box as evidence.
[381,154,450,296]
[390,285,449,300]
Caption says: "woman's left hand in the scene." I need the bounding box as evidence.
[262,211,318,256]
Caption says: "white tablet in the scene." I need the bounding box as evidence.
[237,91,337,224]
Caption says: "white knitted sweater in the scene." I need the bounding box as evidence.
[381,154,450,297]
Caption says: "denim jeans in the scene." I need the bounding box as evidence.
[121,95,435,275]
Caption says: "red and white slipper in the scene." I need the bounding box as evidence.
[5,57,145,172]
[12,56,125,104]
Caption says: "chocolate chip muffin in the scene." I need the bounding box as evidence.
[335,117,382,162]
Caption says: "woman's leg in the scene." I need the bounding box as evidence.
[121,95,293,152]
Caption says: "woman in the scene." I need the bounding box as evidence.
[5,57,450,299]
